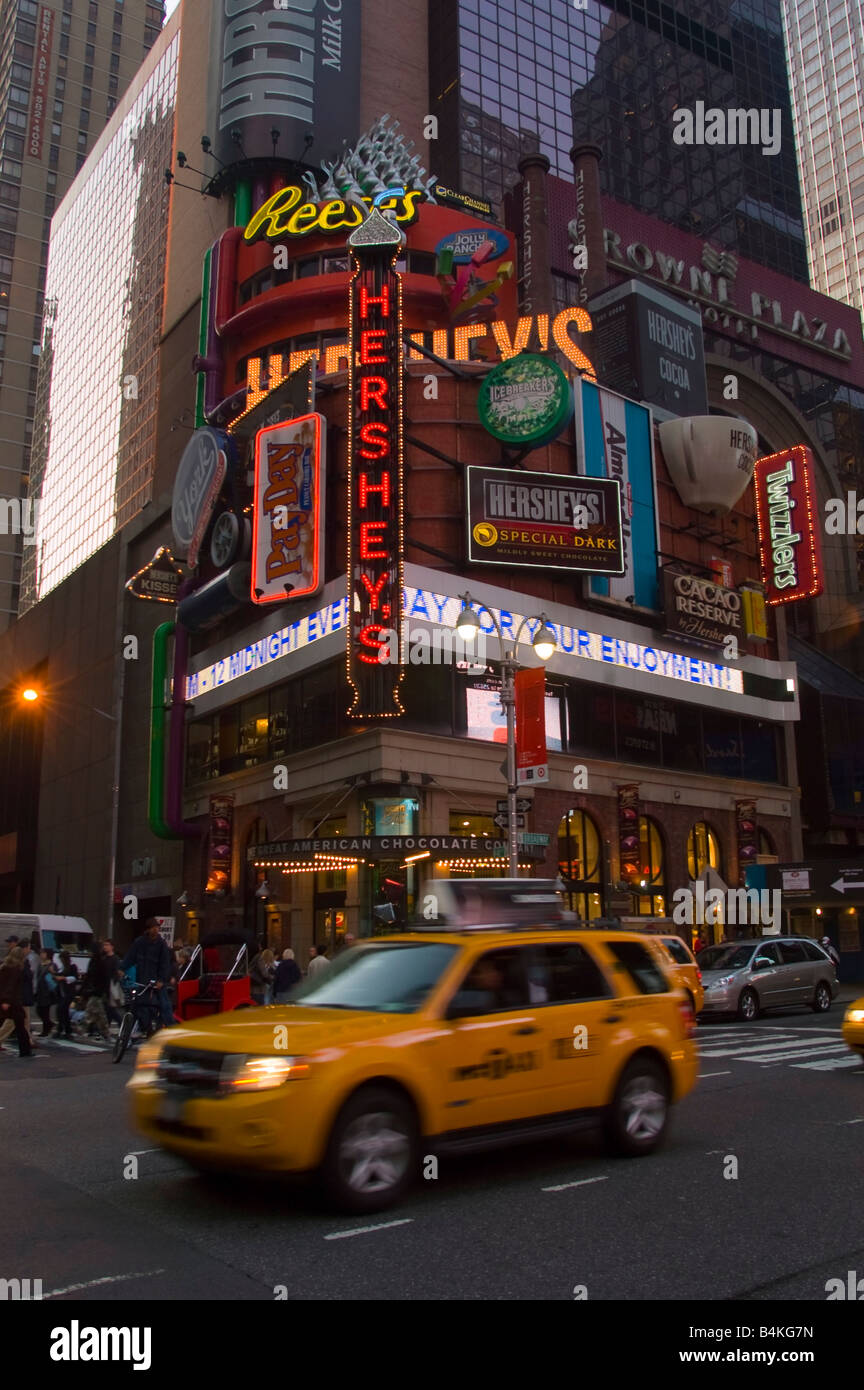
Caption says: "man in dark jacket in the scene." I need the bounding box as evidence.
[121,920,175,1028]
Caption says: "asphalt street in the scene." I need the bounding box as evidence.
[3,998,864,1302]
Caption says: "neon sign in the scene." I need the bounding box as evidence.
[251,414,325,605]
[753,445,823,606]
[244,185,426,244]
[346,209,406,716]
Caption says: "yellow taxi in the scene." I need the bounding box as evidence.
[656,935,705,1015]
[129,926,699,1212]
[842,996,864,1064]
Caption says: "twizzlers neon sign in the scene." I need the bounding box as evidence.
[753,444,823,606]
[346,209,405,716]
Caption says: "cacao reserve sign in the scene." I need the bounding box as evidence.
[478,353,573,447]
[663,570,743,648]
[467,466,624,574]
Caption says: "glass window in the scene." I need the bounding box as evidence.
[687,822,721,878]
[361,798,419,836]
[533,942,611,1003]
[662,937,694,966]
[778,941,808,965]
[447,946,530,1015]
[627,816,666,917]
[289,942,459,1013]
[557,809,602,920]
[604,940,668,995]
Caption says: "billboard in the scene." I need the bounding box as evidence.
[575,379,659,608]
[209,0,361,169]
[251,414,325,604]
[590,279,708,418]
[466,684,562,750]
[28,7,54,161]
[466,466,623,574]
[753,445,824,606]
[663,570,743,649]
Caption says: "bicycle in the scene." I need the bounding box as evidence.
[112,979,161,1063]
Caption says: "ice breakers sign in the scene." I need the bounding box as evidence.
[187,588,743,699]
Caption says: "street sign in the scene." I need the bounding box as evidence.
[493,813,525,830]
[496,798,533,814]
[519,831,550,846]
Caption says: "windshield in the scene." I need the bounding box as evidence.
[284,943,459,1013]
[42,930,93,953]
[697,944,756,972]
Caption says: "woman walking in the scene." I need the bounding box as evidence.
[0,947,35,1058]
[273,948,302,1003]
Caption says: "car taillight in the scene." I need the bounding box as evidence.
[696,968,702,982]
[678,997,696,1037]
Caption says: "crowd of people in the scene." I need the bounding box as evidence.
[0,927,355,1058]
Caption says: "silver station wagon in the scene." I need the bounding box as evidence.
[696,937,838,1021]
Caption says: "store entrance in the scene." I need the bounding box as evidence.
[314,893,347,953]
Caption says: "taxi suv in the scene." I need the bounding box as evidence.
[129,927,699,1212]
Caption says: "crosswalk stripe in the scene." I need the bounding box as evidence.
[698,1038,840,1059]
[744,1045,851,1063]
[794,1056,861,1071]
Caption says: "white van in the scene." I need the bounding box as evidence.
[0,914,95,972]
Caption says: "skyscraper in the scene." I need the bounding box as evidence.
[782,0,864,321]
[0,0,165,630]
[429,0,808,279]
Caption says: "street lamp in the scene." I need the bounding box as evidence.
[454,593,557,875]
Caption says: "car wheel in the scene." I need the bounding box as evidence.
[811,981,832,1013]
[737,988,759,1022]
[322,1085,418,1214]
[604,1056,669,1157]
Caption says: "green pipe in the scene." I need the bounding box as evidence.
[234,180,252,227]
[194,248,211,429]
[148,622,174,839]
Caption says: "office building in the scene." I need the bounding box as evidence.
[0,0,165,630]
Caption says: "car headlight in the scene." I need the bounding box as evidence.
[219,1055,310,1092]
[127,1040,165,1088]
[708,975,735,989]
[845,1008,864,1024]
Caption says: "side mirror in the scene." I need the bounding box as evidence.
[753,958,773,970]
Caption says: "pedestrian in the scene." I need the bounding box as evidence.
[306,944,329,978]
[120,919,175,1030]
[100,940,124,1023]
[336,932,356,955]
[2,934,20,961]
[34,947,57,1037]
[250,947,276,1005]
[821,935,841,968]
[273,948,302,1002]
[82,944,111,1041]
[55,950,79,1039]
[692,933,705,955]
[0,947,35,1058]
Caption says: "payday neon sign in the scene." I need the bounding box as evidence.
[346,209,406,716]
[244,185,425,244]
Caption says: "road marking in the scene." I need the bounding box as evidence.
[43,1039,107,1054]
[836,1117,864,1124]
[699,1037,839,1059]
[324,1218,414,1241]
[794,1056,861,1071]
[542,1175,609,1193]
[700,1070,732,1078]
[44,1270,166,1298]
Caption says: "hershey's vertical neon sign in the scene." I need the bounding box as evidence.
[346,208,405,716]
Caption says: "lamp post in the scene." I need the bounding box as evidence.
[454,595,557,876]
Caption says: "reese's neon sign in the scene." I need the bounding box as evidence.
[244,185,425,243]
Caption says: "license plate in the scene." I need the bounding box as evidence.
[158,1092,186,1123]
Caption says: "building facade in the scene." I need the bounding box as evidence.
[0,0,165,630]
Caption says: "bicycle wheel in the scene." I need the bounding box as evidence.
[112,1011,134,1063]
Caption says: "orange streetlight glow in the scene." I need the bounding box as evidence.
[21,688,40,702]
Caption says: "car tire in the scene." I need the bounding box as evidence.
[321,1085,418,1214]
[604,1056,669,1157]
[737,988,759,1022]
[811,981,832,1013]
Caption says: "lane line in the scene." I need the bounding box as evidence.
[700,1070,732,1078]
[45,1270,166,1298]
[324,1218,414,1241]
[542,1175,609,1193]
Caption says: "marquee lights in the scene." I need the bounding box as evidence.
[753,444,823,606]
[346,209,406,717]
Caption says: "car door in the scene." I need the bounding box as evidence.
[776,939,813,1003]
[430,944,544,1133]
[749,941,784,1006]
[521,940,618,1113]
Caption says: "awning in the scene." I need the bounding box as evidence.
[789,635,864,700]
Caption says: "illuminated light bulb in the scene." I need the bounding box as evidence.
[532,622,557,661]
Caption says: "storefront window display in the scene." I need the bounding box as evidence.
[687,822,722,880]
[630,816,666,917]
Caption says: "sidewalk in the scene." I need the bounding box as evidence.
[837,981,864,1001]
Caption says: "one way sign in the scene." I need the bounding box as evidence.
[496,798,532,814]
[493,813,525,830]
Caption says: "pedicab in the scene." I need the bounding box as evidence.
[175,927,254,1020]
